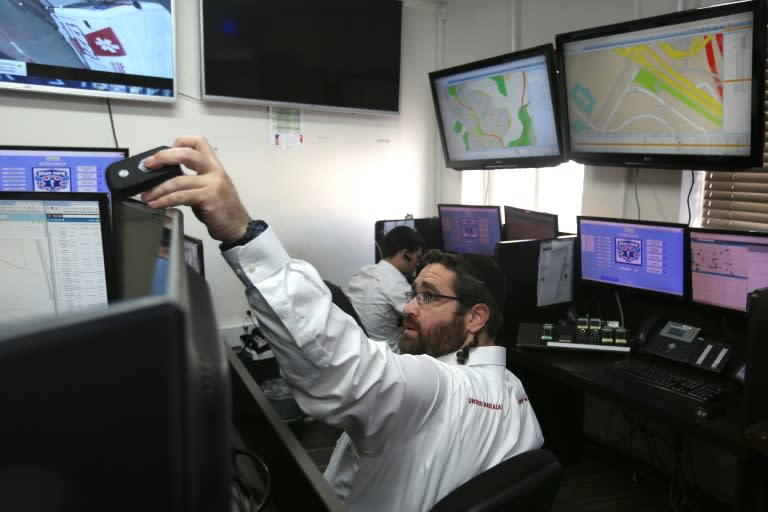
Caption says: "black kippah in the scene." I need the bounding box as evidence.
[459,253,507,310]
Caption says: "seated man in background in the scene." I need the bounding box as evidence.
[346,225,426,352]
[142,136,543,512]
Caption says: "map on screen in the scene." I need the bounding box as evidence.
[432,52,561,163]
[562,10,754,157]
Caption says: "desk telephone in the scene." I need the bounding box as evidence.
[635,317,732,373]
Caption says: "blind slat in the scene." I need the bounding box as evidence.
[706,182,768,193]
[704,191,768,203]
[703,208,768,223]
[705,172,768,183]
[702,218,768,231]
[703,199,768,214]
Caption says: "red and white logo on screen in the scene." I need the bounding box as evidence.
[85,27,126,57]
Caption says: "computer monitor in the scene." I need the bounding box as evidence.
[690,227,768,312]
[184,235,205,277]
[429,44,564,170]
[556,0,766,170]
[438,204,503,256]
[0,199,230,512]
[373,217,443,263]
[0,146,128,193]
[504,205,559,240]
[0,1,176,102]
[0,191,113,327]
[577,216,688,298]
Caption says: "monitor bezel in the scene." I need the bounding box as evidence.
[555,0,766,170]
[0,190,115,302]
[503,205,559,241]
[437,203,503,256]
[428,43,566,170]
[689,225,768,314]
[0,1,177,103]
[576,215,690,301]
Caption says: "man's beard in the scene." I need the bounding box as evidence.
[399,312,467,358]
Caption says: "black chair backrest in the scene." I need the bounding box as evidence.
[323,280,369,337]
[429,449,562,512]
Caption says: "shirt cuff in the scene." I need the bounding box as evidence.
[219,219,268,252]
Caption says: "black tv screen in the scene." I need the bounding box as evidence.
[428,44,564,170]
[200,0,402,114]
[556,0,766,170]
[0,0,175,102]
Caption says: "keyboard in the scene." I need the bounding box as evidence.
[606,357,733,404]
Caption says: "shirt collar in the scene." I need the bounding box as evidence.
[435,345,506,367]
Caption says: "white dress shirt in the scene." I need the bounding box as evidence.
[223,226,544,512]
[346,259,411,352]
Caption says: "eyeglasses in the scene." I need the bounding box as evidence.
[405,290,460,306]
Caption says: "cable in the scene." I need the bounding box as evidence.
[105,98,120,148]
[243,309,258,333]
[232,448,272,512]
[231,477,248,512]
[178,91,202,102]
[634,167,642,219]
[685,170,695,226]
[613,291,625,328]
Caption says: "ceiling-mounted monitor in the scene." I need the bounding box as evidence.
[556,0,765,170]
[200,0,402,115]
[0,0,176,102]
[428,44,565,170]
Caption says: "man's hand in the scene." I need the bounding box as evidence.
[141,136,252,243]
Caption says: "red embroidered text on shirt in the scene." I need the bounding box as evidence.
[468,397,502,410]
[518,396,529,405]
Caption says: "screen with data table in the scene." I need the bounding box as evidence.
[690,227,768,312]
[0,192,112,326]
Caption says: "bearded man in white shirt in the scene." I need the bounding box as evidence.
[142,136,544,512]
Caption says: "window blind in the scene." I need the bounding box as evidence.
[701,62,768,232]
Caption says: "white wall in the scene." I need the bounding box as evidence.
[0,2,442,327]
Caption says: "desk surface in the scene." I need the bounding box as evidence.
[508,348,746,455]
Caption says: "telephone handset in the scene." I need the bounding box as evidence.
[634,315,663,347]
[634,317,732,373]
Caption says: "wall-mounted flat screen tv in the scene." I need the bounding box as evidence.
[200,0,402,115]
[556,0,765,169]
[429,44,564,170]
[0,0,176,102]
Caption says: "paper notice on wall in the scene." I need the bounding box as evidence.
[537,238,573,307]
[269,107,304,149]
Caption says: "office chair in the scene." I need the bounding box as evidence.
[324,280,369,337]
[429,449,563,512]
